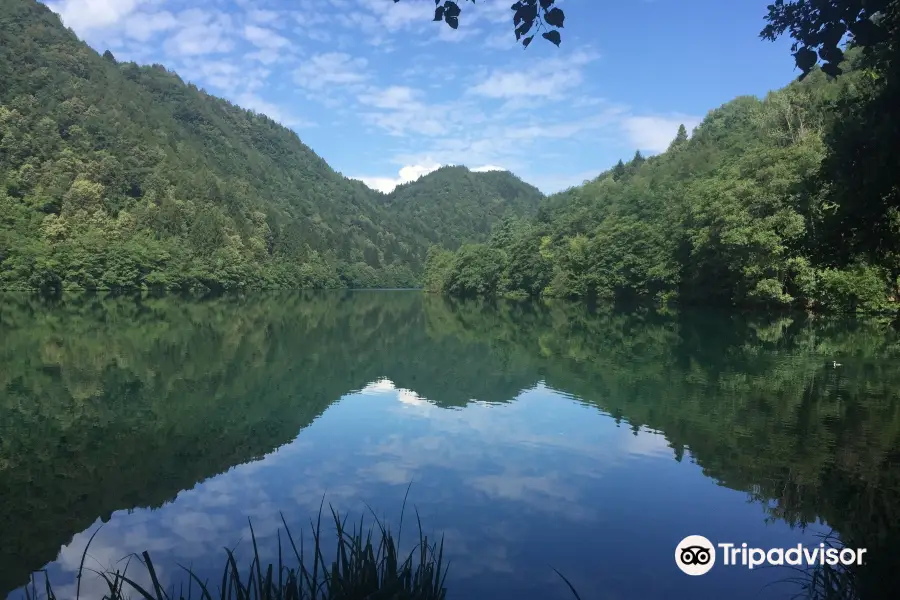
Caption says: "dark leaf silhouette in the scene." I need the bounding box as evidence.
[393,0,566,48]
[794,47,818,74]
[542,30,561,46]
[544,7,565,28]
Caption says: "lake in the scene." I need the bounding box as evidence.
[1,291,898,600]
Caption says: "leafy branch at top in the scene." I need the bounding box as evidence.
[393,0,566,47]
[760,0,892,79]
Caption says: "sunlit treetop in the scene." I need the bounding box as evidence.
[394,0,566,47]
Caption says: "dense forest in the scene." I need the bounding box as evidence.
[2,0,898,308]
[425,1,900,314]
[0,0,542,292]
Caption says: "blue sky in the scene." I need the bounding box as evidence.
[43,0,799,193]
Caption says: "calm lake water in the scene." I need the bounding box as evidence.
[2,291,899,599]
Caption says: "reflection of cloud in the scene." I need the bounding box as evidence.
[361,461,418,485]
[29,382,621,598]
[438,528,516,578]
[359,377,431,407]
[359,377,396,393]
[24,379,820,600]
[397,388,426,406]
[469,474,574,503]
[53,524,165,600]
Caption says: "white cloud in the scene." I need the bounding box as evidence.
[180,59,244,93]
[360,85,418,110]
[247,48,284,65]
[430,23,480,44]
[483,31,519,51]
[356,0,434,32]
[354,163,442,193]
[244,24,292,50]
[246,9,281,25]
[235,92,311,128]
[163,11,235,56]
[294,52,369,90]
[353,162,505,194]
[469,51,597,100]
[622,115,701,153]
[468,0,516,24]
[123,11,179,42]
[380,104,625,185]
[356,84,454,136]
[47,0,148,33]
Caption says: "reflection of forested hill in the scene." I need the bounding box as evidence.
[3,292,900,598]
[422,297,900,598]
[0,291,535,594]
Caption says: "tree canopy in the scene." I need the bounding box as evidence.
[762,0,900,271]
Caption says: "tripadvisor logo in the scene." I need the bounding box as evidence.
[675,535,716,575]
[674,535,867,576]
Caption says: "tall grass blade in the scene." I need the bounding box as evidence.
[141,551,167,600]
[551,566,583,600]
[76,526,103,600]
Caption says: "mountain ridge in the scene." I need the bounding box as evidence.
[378,165,544,250]
[0,0,542,291]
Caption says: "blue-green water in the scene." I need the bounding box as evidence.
[2,291,898,599]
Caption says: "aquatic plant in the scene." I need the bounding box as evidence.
[22,500,448,600]
[769,531,861,600]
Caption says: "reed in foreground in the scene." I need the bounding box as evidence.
[24,501,448,600]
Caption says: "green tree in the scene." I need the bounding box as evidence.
[668,124,689,151]
[761,1,900,278]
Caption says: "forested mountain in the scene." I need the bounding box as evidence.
[378,166,543,250]
[0,0,538,292]
[424,47,900,314]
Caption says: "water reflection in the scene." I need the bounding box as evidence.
[1,292,898,599]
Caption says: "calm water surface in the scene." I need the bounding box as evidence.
[2,291,899,599]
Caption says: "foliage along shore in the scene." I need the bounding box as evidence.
[423,46,900,316]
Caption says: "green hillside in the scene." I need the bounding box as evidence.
[424,49,900,314]
[379,166,543,250]
[0,0,538,292]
